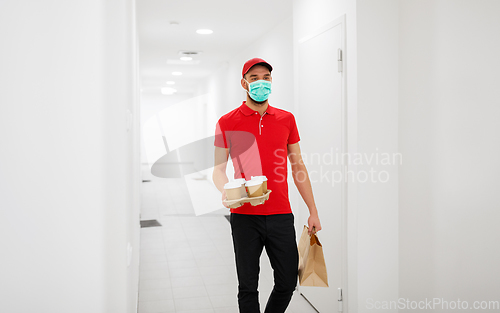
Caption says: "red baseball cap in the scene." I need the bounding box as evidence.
[242,58,273,77]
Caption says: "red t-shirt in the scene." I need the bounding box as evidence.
[214,102,300,215]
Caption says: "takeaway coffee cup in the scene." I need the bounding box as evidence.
[251,176,268,193]
[245,180,264,198]
[234,178,248,198]
[224,181,244,200]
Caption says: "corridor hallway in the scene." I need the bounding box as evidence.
[138,166,318,313]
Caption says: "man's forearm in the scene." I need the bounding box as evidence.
[292,164,318,216]
[213,169,229,193]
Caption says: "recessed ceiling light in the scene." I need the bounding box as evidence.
[172,72,182,75]
[166,81,175,85]
[161,87,177,95]
[180,56,193,61]
[196,29,213,35]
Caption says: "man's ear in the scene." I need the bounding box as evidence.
[241,78,247,90]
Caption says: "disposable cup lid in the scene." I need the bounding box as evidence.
[245,180,263,187]
[234,178,246,184]
[251,176,268,181]
[224,182,243,189]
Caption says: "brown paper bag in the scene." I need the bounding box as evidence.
[298,225,329,287]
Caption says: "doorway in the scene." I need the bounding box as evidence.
[296,15,348,312]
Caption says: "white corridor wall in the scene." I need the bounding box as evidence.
[0,1,141,312]
[399,1,500,311]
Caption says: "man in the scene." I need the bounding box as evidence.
[212,57,321,313]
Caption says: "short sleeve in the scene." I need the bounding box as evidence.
[288,113,300,144]
[214,118,229,148]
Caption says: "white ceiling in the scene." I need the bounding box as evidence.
[136,0,292,95]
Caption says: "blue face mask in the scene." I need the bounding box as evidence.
[244,79,272,102]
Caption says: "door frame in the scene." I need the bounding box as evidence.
[294,14,348,312]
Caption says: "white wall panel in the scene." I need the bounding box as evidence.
[0,1,140,312]
[399,1,500,311]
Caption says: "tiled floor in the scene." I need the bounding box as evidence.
[139,166,317,313]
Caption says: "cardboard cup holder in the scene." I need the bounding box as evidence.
[223,190,272,209]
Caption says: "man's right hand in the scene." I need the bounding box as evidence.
[222,190,229,208]
[213,146,230,209]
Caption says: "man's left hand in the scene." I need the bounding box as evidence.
[308,214,322,236]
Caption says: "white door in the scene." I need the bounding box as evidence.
[296,16,346,313]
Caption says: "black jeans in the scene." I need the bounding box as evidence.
[230,213,299,313]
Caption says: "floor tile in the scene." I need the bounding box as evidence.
[204,283,237,297]
[139,278,171,290]
[138,299,175,313]
[214,306,239,313]
[172,285,208,299]
[141,242,166,250]
[141,248,167,256]
[139,288,174,302]
[202,273,237,286]
[141,254,168,263]
[166,250,195,262]
[209,294,238,308]
[174,297,212,311]
[140,269,170,280]
[195,256,227,267]
[169,275,205,288]
[141,236,164,244]
[140,261,170,272]
[167,258,198,270]
[198,265,233,277]
[187,244,217,254]
[164,240,190,250]
[169,267,201,278]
